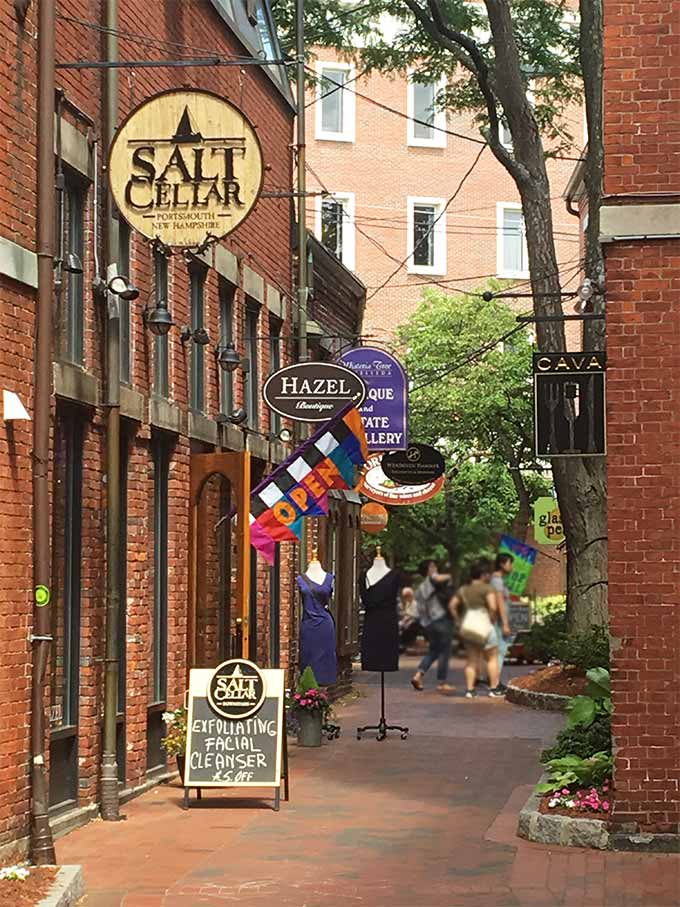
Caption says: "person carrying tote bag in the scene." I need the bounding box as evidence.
[452,559,504,699]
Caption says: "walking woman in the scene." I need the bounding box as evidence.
[453,559,504,698]
[411,559,455,693]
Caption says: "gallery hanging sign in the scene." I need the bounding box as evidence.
[358,454,444,506]
[338,347,408,451]
[183,660,288,810]
[262,363,366,423]
[533,496,564,546]
[533,352,606,458]
[381,444,445,486]
[109,89,264,248]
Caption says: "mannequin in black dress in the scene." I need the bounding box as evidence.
[360,552,400,672]
[357,548,408,741]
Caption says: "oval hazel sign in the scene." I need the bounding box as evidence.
[263,362,366,423]
[109,89,263,248]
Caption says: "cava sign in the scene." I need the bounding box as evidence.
[263,363,366,423]
[109,89,263,248]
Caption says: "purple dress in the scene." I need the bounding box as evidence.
[297,573,337,686]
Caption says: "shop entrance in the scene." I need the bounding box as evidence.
[188,452,251,672]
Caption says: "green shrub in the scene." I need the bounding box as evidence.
[536,751,613,795]
[524,609,567,663]
[542,714,612,762]
[555,626,610,671]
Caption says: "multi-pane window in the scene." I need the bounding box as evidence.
[64,176,85,365]
[219,278,235,416]
[497,204,529,277]
[408,197,446,274]
[119,218,131,384]
[408,74,446,147]
[189,265,207,412]
[245,302,260,429]
[316,63,355,141]
[319,193,355,270]
[153,251,169,398]
[269,317,282,435]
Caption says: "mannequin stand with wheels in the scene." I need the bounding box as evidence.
[357,547,409,742]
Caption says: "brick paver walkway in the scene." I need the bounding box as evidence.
[59,659,680,906]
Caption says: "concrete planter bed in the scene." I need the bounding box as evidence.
[506,680,570,712]
[37,866,84,907]
[517,784,610,850]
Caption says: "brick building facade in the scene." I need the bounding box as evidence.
[0,0,344,858]
[603,0,680,836]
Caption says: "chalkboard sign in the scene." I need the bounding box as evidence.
[183,663,285,806]
[509,600,532,632]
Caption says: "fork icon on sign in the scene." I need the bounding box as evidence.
[545,381,560,454]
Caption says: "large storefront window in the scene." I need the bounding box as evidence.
[49,410,84,810]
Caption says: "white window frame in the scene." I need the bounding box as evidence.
[315,191,356,271]
[496,202,529,279]
[407,72,447,148]
[315,62,356,143]
[407,196,447,276]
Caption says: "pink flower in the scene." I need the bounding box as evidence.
[300,699,308,707]
[562,788,570,795]
[308,689,317,695]
[602,801,610,811]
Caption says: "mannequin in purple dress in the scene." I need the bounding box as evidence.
[297,553,337,685]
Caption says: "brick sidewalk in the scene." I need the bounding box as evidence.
[58,660,680,906]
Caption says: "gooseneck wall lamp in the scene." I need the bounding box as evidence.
[143,296,174,336]
[215,341,242,373]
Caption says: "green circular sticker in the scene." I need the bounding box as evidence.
[35,585,50,607]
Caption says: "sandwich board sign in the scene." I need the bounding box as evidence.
[183,659,288,810]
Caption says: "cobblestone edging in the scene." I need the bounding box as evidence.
[517,784,609,850]
[37,866,84,907]
[506,680,570,712]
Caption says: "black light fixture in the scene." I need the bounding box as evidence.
[64,251,84,274]
[228,406,248,426]
[180,326,211,345]
[574,278,594,314]
[278,427,293,443]
[143,297,174,337]
[108,273,139,301]
[215,341,243,373]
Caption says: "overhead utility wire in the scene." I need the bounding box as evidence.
[367,143,487,300]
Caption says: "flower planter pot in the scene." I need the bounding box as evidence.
[176,754,186,784]
[297,710,323,747]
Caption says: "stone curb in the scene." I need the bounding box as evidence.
[37,865,84,907]
[506,680,570,712]
[517,782,609,850]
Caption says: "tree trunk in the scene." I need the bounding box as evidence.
[509,465,531,542]
[485,0,608,630]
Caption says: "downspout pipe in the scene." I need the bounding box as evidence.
[295,0,307,363]
[31,0,57,863]
[100,0,121,821]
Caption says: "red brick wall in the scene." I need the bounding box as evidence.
[0,0,299,853]
[604,0,680,833]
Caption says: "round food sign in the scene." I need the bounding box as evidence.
[357,455,445,506]
[360,502,389,533]
[207,659,266,720]
[109,89,264,248]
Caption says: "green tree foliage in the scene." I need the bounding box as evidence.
[371,287,551,573]
[272,0,581,150]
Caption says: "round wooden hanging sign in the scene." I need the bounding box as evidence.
[360,502,389,533]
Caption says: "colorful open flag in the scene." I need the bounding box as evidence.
[249,405,369,563]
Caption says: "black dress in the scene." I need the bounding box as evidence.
[360,570,400,672]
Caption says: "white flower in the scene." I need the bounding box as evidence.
[548,799,558,808]
[161,712,174,725]
[566,800,575,808]
[0,864,30,881]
